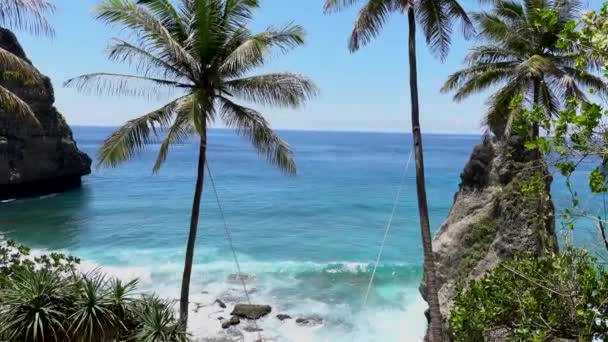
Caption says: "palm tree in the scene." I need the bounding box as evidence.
[442,0,606,137]
[0,0,54,122]
[65,0,317,327]
[324,1,471,340]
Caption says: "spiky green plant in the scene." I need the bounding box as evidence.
[109,278,139,336]
[0,269,69,342]
[65,0,318,326]
[0,0,54,122]
[67,271,122,342]
[324,1,471,339]
[131,296,189,342]
[442,0,607,137]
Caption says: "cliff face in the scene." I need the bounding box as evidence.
[0,28,91,200]
[422,137,558,340]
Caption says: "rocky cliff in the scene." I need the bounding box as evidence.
[0,28,91,200]
[421,137,558,340]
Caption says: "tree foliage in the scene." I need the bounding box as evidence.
[450,248,608,341]
[65,0,318,175]
[443,0,607,137]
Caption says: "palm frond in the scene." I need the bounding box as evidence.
[106,38,191,80]
[220,24,305,78]
[452,68,513,101]
[0,46,42,84]
[537,80,559,117]
[444,0,475,40]
[97,97,185,167]
[323,0,362,13]
[219,97,296,174]
[417,0,452,60]
[485,78,525,136]
[96,0,199,76]
[0,84,38,124]
[441,61,517,93]
[0,0,55,36]
[136,0,187,41]
[562,67,608,98]
[465,46,522,64]
[222,0,259,34]
[192,0,225,62]
[64,72,190,99]
[153,103,194,173]
[224,73,318,108]
[348,0,396,52]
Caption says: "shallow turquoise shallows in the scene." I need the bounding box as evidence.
[0,128,598,341]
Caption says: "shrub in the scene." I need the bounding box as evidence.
[0,241,189,341]
[450,248,608,341]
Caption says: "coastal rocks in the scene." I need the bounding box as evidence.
[215,299,227,309]
[421,137,557,340]
[221,316,241,329]
[0,28,91,200]
[276,314,292,321]
[231,304,272,320]
[295,315,323,327]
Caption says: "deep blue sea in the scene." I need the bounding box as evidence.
[0,128,601,341]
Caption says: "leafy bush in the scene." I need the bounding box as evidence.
[449,248,608,341]
[0,240,188,342]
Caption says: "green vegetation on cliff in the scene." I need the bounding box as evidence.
[450,248,608,341]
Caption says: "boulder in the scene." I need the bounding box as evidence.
[420,137,558,340]
[295,316,323,327]
[0,28,90,200]
[215,299,227,309]
[231,304,271,320]
[276,314,292,321]
[229,316,240,326]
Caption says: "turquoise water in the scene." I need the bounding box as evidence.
[0,128,600,341]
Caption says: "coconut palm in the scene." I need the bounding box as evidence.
[65,0,317,326]
[442,0,607,137]
[0,0,54,122]
[324,0,472,339]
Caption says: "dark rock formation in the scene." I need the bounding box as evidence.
[215,299,227,309]
[421,137,557,340]
[295,315,323,327]
[0,28,90,200]
[230,304,271,320]
[276,314,291,321]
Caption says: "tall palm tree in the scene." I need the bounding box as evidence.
[0,0,54,122]
[65,0,318,326]
[442,0,606,137]
[324,1,471,340]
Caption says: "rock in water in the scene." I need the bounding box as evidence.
[276,314,292,321]
[0,28,91,200]
[421,137,557,340]
[231,304,271,320]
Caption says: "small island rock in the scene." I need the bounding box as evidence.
[231,304,272,320]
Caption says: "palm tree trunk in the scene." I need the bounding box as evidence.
[532,78,541,139]
[407,7,443,342]
[179,129,208,326]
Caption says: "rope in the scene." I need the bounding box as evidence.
[206,162,264,342]
[362,149,413,310]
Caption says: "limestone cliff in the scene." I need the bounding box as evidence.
[0,28,91,200]
[421,137,558,340]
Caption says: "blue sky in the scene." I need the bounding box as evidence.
[16,0,602,133]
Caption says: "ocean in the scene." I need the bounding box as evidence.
[0,128,600,341]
